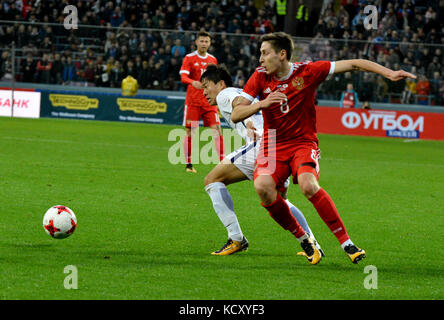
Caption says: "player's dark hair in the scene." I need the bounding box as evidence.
[201,64,233,87]
[197,30,211,39]
[261,32,294,61]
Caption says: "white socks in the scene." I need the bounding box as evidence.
[205,182,244,242]
[340,239,355,250]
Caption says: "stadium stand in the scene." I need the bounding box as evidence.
[0,0,443,106]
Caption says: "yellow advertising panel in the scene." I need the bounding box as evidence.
[117,98,167,115]
[49,94,99,110]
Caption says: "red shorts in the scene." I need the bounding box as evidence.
[253,142,321,192]
[182,104,220,128]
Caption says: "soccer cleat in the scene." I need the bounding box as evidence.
[185,163,197,173]
[344,244,366,264]
[211,237,249,255]
[298,236,322,265]
[298,238,325,257]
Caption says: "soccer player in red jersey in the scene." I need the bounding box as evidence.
[231,32,416,264]
[179,31,224,173]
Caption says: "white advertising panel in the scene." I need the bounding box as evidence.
[0,89,41,118]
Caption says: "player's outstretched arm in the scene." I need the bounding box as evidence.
[231,92,287,123]
[334,59,416,81]
[231,96,260,123]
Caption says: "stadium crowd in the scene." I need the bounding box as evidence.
[0,0,443,105]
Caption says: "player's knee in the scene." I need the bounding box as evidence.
[254,179,276,204]
[204,174,213,187]
[204,169,225,186]
[299,178,320,198]
[204,171,221,186]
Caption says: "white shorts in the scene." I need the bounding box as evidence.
[226,140,289,187]
[226,141,259,180]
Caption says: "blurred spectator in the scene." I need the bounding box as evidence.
[168,57,181,80]
[375,76,389,103]
[171,39,186,58]
[233,69,246,88]
[358,73,375,107]
[339,83,359,108]
[16,24,29,48]
[110,6,124,27]
[63,56,77,82]
[109,60,124,88]
[94,57,110,87]
[138,60,152,89]
[351,8,365,28]
[125,60,138,79]
[36,53,52,83]
[401,78,416,104]
[83,60,96,83]
[274,0,287,31]
[41,36,53,53]
[21,55,36,83]
[416,75,431,105]
[430,71,443,105]
[295,0,309,36]
[51,53,64,84]
[427,56,441,79]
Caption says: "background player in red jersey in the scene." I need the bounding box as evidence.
[231,32,416,264]
[179,31,224,173]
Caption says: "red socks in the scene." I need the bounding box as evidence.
[184,134,225,163]
[184,135,192,164]
[215,134,225,161]
[262,193,306,238]
[309,188,350,244]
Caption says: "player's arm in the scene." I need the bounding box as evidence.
[179,57,202,89]
[231,92,287,123]
[334,59,416,81]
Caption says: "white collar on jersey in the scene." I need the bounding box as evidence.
[274,62,294,81]
[195,50,209,59]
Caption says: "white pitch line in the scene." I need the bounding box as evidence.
[1,136,170,150]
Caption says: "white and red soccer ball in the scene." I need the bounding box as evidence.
[43,205,77,239]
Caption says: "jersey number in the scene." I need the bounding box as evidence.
[280,99,289,113]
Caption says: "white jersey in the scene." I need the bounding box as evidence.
[216,87,263,143]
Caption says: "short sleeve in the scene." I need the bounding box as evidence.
[179,56,191,75]
[306,61,333,86]
[216,89,234,115]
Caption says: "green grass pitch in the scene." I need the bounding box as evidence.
[0,116,443,300]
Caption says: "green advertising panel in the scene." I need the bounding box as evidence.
[39,90,186,125]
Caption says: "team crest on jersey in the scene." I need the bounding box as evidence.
[292,77,304,90]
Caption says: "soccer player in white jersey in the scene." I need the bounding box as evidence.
[201,64,324,256]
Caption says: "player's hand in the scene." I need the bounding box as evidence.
[261,91,287,109]
[387,70,416,81]
[246,121,261,141]
[192,81,203,89]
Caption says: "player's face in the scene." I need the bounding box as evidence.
[196,36,211,54]
[259,41,285,75]
[202,79,222,105]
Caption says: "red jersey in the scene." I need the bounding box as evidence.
[179,51,217,108]
[241,61,333,151]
